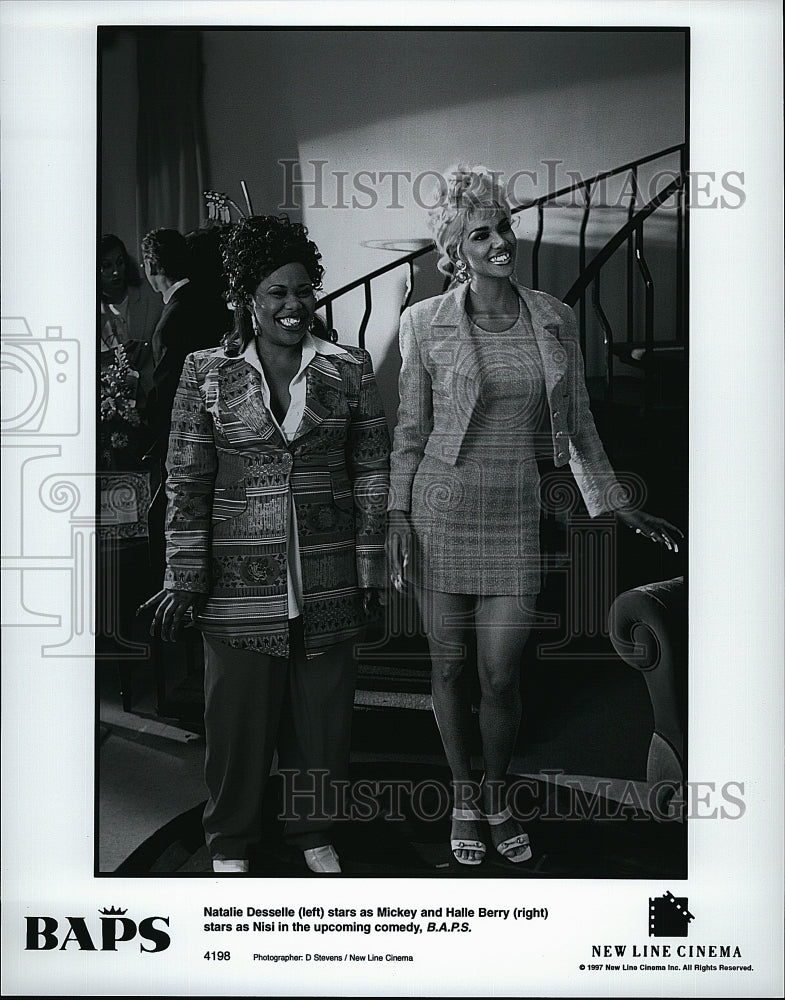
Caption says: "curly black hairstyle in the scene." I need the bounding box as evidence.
[220,214,324,353]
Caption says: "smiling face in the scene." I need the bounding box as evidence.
[250,262,317,348]
[458,206,517,281]
[100,246,128,302]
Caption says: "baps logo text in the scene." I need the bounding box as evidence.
[25,907,170,953]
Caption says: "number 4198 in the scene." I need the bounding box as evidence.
[204,951,231,960]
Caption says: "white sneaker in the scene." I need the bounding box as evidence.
[213,858,249,874]
[303,845,341,874]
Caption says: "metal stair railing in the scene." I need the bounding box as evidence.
[315,143,687,377]
[562,167,687,412]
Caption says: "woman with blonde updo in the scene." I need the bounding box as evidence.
[386,165,681,866]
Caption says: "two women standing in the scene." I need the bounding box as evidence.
[147,167,680,874]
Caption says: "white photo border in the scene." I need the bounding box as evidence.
[1,2,782,996]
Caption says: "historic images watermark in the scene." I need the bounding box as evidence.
[279,160,745,212]
[273,771,745,825]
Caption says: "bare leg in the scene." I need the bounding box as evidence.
[474,595,536,860]
[416,587,484,863]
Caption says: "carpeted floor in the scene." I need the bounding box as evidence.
[98,387,688,878]
[99,534,686,878]
[113,761,686,879]
[99,642,686,878]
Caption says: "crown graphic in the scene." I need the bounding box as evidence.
[98,906,128,916]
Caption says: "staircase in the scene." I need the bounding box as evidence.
[316,143,688,419]
[138,147,689,720]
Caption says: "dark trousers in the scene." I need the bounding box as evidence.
[202,619,357,859]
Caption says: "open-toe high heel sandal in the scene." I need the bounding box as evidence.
[486,806,532,863]
[450,808,486,866]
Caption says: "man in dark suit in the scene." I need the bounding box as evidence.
[141,227,231,577]
[141,227,230,443]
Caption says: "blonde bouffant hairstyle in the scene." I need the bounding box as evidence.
[428,164,513,282]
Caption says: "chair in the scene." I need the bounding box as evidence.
[608,575,686,819]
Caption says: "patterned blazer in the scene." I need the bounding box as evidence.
[388,280,624,517]
[164,342,391,657]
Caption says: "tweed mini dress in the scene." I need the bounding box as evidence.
[408,306,548,595]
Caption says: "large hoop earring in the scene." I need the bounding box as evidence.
[454,258,469,283]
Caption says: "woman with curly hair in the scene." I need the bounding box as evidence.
[99,233,162,351]
[386,166,682,866]
[144,215,391,874]
[99,234,162,419]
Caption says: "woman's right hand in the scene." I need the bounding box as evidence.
[386,510,412,593]
[137,588,207,643]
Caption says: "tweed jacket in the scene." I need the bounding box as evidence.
[164,341,391,657]
[388,280,623,518]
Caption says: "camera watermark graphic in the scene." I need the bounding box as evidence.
[1,315,146,656]
[1,317,81,436]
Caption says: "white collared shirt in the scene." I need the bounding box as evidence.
[241,331,354,617]
[162,277,190,304]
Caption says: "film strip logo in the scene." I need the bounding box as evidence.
[649,890,695,938]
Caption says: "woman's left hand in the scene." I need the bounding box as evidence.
[137,588,207,642]
[616,508,684,552]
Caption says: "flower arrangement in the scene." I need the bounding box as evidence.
[99,345,142,468]
[204,180,255,224]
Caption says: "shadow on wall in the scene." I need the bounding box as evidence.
[197,26,685,411]
[268,30,686,143]
[322,206,680,429]
[100,27,685,424]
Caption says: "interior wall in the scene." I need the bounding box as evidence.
[200,29,685,418]
[100,28,686,420]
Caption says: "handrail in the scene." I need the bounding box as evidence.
[562,175,683,308]
[314,143,685,425]
[316,242,436,311]
[510,141,684,212]
[626,167,639,348]
[560,169,685,422]
[634,227,655,355]
[316,143,686,323]
[577,181,593,354]
[590,268,617,405]
[634,226,656,413]
[531,202,545,289]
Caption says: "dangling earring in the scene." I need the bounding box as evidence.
[454,257,469,283]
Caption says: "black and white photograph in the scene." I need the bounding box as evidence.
[2,2,783,997]
[96,24,690,880]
